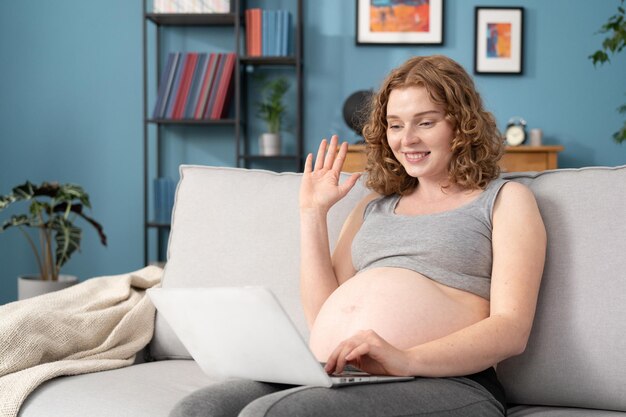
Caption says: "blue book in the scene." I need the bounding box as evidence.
[277,10,284,57]
[152,53,175,119]
[164,53,187,119]
[262,10,269,56]
[184,53,208,119]
[283,11,291,56]
[269,11,277,56]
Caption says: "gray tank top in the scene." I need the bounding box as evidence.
[351,178,509,300]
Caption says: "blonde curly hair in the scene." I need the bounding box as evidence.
[362,55,504,196]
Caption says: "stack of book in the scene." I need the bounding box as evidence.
[152,52,236,120]
[153,0,230,13]
[245,9,291,57]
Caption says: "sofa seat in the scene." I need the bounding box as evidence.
[508,406,626,416]
[19,360,213,417]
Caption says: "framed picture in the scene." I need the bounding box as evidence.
[474,7,524,75]
[356,0,444,46]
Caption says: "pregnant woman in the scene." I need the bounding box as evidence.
[171,55,546,417]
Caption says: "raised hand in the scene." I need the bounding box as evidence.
[324,329,411,377]
[299,135,361,213]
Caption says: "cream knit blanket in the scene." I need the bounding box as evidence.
[0,266,162,417]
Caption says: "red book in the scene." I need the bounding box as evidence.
[210,53,236,119]
[203,54,225,119]
[194,53,217,119]
[255,9,263,56]
[172,52,198,119]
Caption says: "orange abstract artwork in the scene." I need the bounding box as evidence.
[486,23,511,58]
[369,0,430,33]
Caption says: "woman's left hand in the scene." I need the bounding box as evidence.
[324,329,412,377]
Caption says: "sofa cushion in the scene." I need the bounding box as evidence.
[508,405,626,416]
[498,166,626,412]
[150,166,371,360]
[19,360,214,417]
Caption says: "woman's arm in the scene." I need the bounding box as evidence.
[324,182,547,377]
[299,136,361,328]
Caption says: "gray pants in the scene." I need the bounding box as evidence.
[170,376,506,417]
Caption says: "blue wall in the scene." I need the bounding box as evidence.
[1,0,625,304]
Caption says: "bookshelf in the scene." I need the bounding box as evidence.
[142,0,304,264]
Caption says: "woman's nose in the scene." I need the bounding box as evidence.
[402,125,421,145]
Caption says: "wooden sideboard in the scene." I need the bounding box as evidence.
[343,144,564,173]
[500,145,564,172]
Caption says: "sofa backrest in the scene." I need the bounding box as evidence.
[150,166,372,360]
[150,164,626,412]
[498,165,626,412]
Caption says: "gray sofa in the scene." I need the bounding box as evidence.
[19,165,626,417]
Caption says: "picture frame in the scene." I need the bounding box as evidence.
[474,7,524,75]
[356,0,444,46]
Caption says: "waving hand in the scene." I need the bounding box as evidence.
[300,135,361,213]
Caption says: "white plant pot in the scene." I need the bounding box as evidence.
[18,274,79,300]
[259,133,281,156]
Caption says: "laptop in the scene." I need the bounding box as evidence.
[147,286,414,387]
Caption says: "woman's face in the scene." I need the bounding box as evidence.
[385,86,455,183]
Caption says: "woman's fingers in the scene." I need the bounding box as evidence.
[303,153,313,173]
[313,139,327,171]
[323,135,339,170]
[331,141,348,172]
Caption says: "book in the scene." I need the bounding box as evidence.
[252,9,262,56]
[152,52,176,119]
[245,9,252,56]
[262,10,269,56]
[280,10,291,56]
[164,53,186,119]
[203,53,225,119]
[184,53,208,119]
[172,52,198,119]
[194,53,217,119]
[210,53,236,119]
[153,177,176,224]
[154,0,230,13]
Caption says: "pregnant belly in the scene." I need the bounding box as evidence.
[308,267,489,362]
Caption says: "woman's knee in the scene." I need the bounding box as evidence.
[169,380,284,417]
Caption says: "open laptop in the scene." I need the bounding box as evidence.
[147,286,414,387]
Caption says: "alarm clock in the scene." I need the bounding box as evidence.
[505,117,527,146]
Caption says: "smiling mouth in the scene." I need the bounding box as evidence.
[404,152,431,162]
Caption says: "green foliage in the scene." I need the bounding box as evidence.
[0,181,107,281]
[255,76,290,134]
[589,0,626,143]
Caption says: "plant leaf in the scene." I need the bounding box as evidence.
[52,216,82,269]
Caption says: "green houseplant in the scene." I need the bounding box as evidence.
[589,0,626,144]
[0,181,107,283]
[256,76,290,156]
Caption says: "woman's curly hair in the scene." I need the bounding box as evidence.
[362,55,504,196]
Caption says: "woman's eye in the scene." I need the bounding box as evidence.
[389,124,402,130]
[419,121,434,127]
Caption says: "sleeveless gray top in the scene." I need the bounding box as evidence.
[351,178,509,300]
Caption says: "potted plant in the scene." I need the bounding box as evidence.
[0,181,107,299]
[256,75,290,156]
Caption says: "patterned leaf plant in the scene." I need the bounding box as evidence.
[0,181,107,281]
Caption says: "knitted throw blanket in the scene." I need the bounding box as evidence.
[0,266,162,417]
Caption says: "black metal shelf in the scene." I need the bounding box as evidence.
[147,118,237,125]
[146,13,236,26]
[240,56,297,66]
[146,222,171,229]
